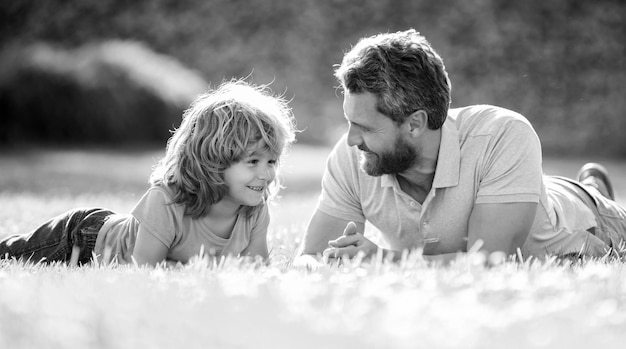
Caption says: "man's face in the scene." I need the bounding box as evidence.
[343,92,418,176]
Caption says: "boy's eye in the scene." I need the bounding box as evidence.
[244,156,277,166]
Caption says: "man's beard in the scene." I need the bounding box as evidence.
[359,136,418,176]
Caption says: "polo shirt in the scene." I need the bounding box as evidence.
[317,104,607,258]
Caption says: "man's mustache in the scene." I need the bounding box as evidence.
[358,144,372,153]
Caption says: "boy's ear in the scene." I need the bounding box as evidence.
[407,110,429,136]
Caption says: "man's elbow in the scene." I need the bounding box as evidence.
[510,228,531,255]
[297,239,324,257]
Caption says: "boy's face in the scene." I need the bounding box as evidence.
[222,145,277,207]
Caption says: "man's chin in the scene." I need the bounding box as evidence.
[359,152,399,176]
[360,161,384,177]
[361,157,412,176]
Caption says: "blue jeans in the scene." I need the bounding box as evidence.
[0,208,114,264]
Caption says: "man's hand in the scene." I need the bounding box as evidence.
[322,221,379,259]
[292,254,325,269]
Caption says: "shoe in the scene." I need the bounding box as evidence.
[577,163,614,200]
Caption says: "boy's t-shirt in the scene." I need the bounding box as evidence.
[94,185,269,264]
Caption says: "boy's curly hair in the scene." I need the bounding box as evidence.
[150,79,296,218]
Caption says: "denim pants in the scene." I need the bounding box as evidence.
[0,208,114,265]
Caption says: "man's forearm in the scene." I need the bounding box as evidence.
[421,253,461,265]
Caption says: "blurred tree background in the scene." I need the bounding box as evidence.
[0,0,624,156]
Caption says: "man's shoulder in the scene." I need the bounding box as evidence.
[450,104,529,123]
[449,104,534,138]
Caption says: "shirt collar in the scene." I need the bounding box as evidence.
[432,117,460,189]
[380,117,460,189]
[381,173,395,187]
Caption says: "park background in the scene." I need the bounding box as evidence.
[1,2,626,348]
[1,0,625,156]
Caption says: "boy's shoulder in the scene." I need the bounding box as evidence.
[145,183,177,199]
[134,184,182,214]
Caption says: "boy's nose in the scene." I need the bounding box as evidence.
[257,165,274,180]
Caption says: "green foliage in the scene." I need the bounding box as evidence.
[0,0,624,155]
[0,41,206,146]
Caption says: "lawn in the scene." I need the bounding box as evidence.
[0,145,625,349]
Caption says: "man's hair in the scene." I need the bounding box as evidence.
[334,29,451,129]
[150,79,296,218]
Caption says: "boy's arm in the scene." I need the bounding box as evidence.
[132,225,169,267]
[240,226,269,260]
[241,205,270,259]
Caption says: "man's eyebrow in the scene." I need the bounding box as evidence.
[344,115,368,129]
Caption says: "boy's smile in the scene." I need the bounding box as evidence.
[247,185,265,192]
[222,145,277,208]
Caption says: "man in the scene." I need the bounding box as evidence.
[299,29,625,263]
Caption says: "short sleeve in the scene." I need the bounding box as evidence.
[131,187,179,247]
[317,135,366,222]
[249,203,270,244]
[475,118,543,204]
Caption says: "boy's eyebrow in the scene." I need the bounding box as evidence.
[246,146,274,157]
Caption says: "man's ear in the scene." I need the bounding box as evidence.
[407,110,429,136]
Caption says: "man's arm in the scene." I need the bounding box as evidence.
[299,210,405,263]
[299,210,365,255]
[467,202,538,256]
[419,202,536,265]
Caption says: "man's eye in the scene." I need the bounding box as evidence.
[350,122,368,132]
[248,159,259,165]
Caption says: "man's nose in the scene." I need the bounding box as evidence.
[346,125,362,147]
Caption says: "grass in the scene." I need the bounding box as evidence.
[0,145,625,349]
